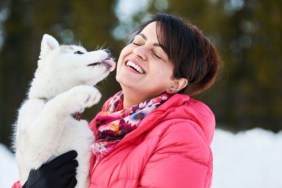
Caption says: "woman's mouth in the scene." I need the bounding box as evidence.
[125,61,145,74]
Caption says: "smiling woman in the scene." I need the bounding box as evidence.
[88,12,222,188]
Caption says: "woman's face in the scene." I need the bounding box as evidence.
[116,22,175,100]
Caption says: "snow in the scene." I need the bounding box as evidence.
[0,144,18,188]
[211,128,282,188]
[1,128,282,188]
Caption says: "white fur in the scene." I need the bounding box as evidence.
[13,34,115,188]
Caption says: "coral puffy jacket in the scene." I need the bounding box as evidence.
[88,94,215,188]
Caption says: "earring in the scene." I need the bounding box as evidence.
[167,86,175,94]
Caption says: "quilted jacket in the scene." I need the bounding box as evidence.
[88,93,215,188]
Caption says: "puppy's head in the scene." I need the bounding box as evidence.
[37,34,115,87]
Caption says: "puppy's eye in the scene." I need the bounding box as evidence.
[74,51,84,55]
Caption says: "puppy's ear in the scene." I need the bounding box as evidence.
[39,34,60,58]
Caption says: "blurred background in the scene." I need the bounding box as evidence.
[0,0,281,150]
[1,0,282,187]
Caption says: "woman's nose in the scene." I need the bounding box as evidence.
[133,45,147,61]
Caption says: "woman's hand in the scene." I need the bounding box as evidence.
[22,150,78,188]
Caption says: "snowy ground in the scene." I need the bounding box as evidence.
[1,128,282,188]
[0,144,18,188]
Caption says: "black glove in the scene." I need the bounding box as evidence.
[22,150,78,188]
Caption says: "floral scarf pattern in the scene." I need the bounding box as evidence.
[91,91,170,163]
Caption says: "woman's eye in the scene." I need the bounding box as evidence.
[74,51,84,54]
[131,35,144,46]
[153,51,162,60]
[132,40,141,46]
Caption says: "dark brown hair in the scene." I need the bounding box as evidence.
[129,12,222,96]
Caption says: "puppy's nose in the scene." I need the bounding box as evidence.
[104,49,112,57]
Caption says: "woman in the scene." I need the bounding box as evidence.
[14,12,221,188]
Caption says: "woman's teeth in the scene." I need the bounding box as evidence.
[126,61,145,74]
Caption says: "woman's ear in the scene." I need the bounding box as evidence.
[167,78,188,94]
[176,78,188,91]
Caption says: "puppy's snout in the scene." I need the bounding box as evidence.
[104,49,112,58]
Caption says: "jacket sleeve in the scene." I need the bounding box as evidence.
[139,121,213,188]
[11,181,22,188]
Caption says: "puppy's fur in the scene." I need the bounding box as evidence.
[13,34,115,187]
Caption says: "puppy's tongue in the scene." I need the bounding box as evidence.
[103,59,116,72]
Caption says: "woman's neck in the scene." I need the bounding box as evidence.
[122,89,148,109]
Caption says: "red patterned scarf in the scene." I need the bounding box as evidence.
[91,91,171,163]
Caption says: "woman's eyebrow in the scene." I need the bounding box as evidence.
[139,33,165,50]
[153,43,165,50]
[138,33,147,40]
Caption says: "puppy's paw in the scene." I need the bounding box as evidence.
[64,85,101,113]
[80,86,102,107]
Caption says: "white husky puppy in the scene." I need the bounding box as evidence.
[13,34,115,187]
